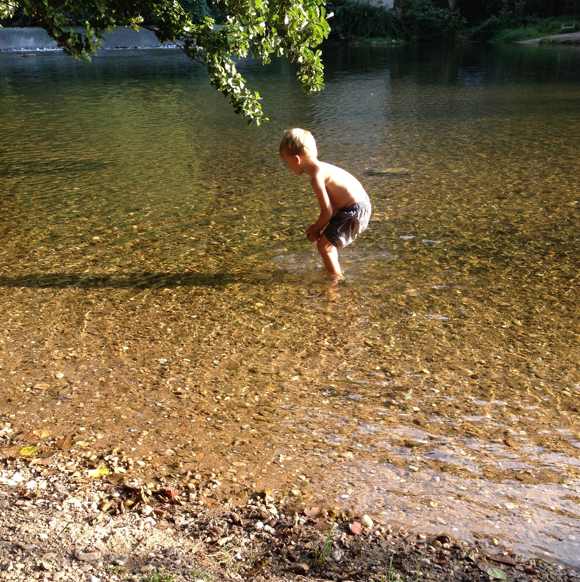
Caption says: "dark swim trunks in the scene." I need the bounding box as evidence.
[323,199,372,249]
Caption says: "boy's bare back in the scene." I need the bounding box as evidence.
[311,160,369,212]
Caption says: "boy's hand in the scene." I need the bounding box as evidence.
[306,224,320,242]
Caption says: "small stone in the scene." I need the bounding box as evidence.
[350,521,363,535]
[6,472,24,486]
[74,550,101,563]
[332,548,344,561]
[361,514,374,529]
[305,506,321,518]
[255,521,264,530]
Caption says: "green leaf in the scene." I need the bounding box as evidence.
[19,445,38,458]
[87,465,110,478]
[485,566,508,580]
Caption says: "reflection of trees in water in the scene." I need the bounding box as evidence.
[383,43,580,84]
[322,41,580,95]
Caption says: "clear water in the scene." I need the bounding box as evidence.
[0,42,579,567]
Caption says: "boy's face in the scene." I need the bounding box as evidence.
[280,151,303,175]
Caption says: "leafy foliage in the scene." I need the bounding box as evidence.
[332,1,402,39]
[331,0,463,42]
[0,0,18,19]
[2,0,330,124]
[399,0,465,40]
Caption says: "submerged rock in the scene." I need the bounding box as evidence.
[365,167,411,176]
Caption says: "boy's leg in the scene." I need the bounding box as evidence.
[317,235,342,280]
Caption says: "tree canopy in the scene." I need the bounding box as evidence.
[0,0,330,124]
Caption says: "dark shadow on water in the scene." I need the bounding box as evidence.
[0,271,237,289]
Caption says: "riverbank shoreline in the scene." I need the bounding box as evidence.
[518,31,580,45]
[1,451,579,582]
[0,27,180,53]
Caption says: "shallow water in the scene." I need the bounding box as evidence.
[0,43,579,567]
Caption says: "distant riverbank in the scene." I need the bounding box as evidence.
[519,31,580,45]
[0,27,178,52]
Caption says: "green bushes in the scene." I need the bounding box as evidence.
[399,0,465,41]
[468,14,578,42]
[331,0,464,42]
[332,1,402,39]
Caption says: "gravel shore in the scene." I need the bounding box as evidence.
[1,454,578,582]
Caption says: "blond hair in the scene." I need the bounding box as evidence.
[279,128,318,158]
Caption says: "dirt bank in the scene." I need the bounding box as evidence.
[1,453,579,582]
[519,31,580,45]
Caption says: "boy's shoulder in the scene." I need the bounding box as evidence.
[308,160,328,180]
[315,160,344,178]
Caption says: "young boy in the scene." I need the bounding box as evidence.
[279,128,371,281]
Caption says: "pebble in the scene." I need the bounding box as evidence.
[294,562,310,574]
[332,548,344,561]
[361,514,374,529]
[74,550,101,563]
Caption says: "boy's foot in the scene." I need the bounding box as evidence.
[326,275,343,301]
[327,273,344,298]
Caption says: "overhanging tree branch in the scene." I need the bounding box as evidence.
[4,0,330,124]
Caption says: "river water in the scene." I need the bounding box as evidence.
[0,43,579,567]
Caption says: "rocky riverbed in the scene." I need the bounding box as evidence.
[1,452,578,582]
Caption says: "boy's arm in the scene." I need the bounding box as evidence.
[306,173,333,241]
